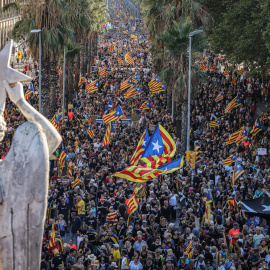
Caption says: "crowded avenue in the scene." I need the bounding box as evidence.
[1,0,270,269]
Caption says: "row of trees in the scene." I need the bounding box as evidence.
[141,0,209,150]
[6,0,107,117]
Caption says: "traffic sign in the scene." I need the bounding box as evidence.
[17,51,22,59]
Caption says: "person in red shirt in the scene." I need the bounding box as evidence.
[68,109,74,121]
[242,138,250,147]
[228,223,240,243]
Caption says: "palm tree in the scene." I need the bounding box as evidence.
[156,16,207,150]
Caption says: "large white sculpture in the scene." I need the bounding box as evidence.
[0,41,62,269]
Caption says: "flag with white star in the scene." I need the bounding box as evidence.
[241,197,270,214]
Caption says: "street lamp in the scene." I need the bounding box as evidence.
[187,29,203,152]
[30,29,42,113]
[62,47,66,118]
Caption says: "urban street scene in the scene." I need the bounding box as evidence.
[0,0,270,269]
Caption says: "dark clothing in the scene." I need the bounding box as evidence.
[71,216,81,234]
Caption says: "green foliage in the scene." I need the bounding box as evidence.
[201,0,270,76]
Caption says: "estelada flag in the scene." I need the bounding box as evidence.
[109,44,114,53]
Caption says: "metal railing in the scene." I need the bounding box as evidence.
[0,9,20,21]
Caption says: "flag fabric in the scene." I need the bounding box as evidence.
[200,63,206,71]
[125,52,134,65]
[235,127,248,144]
[215,90,224,102]
[141,124,176,165]
[87,79,99,93]
[209,118,221,127]
[68,161,72,178]
[186,241,193,253]
[224,69,229,76]
[225,94,241,113]
[117,57,121,64]
[110,122,116,134]
[139,100,150,110]
[250,118,262,138]
[152,83,165,94]
[241,197,270,214]
[232,75,236,85]
[222,154,237,166]
[25,83,34,100]
[87,125,95,139]
[237,68,246,76]
[103,106,123,125]
[46,202,52,224]
[132,74,139,83]
[102,124,112,146]
[149,76,162,92]
[88,115,92,124]
[126,193,139,214]
[205,188,212,222]
[51,113,60,131]
[120,77,132,91]
[59,146,66,173]
[228,189,237,211]
[123,85,141,98]
[49,219,56,251]
[105,98,113,114]
[158,158,184,174]
[232,161,244,187]
[99,67,111,77]
[225,127,244,145]
[72,175,80,188]
[130,128,150,166]
[109,44,114,52]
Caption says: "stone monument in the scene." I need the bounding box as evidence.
[0,41,62,269]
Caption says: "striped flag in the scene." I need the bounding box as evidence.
[225,127,245,145]
[102,124,111,146]
[68,161,72,178]
[215,90,224,102]
[125,52,134,65]
[130,128,149,166]
[132,74,139,83]
[158,158,184,174]
[106,212,119,227]
[88,115,91,124]
[232,161,244,187]
[72,175,80,188]
[224,69,228,76]
[225,94,241,113]
[139,100,150,110]
[148,75,162,92]
[126,193,139,214]
[59,146,66,173]
[200,63,206,71]
[235,127,248,144]
[104,233,119,243]
[209,118,221,127]
[186,241,193,253]
[120,77,132,91]
[250,118,262,138]
[228,188,237,211]
[103,106,123,125]
[51,113,60,131]
[109,44,114,52]
[86,79,99,93]
[123,85,141,98]
[99,67,111,77]
[46,202,51,224]
[25,83,34,100]
[152,83,165,94]
[141,124,176,165]
[232,76,236,85]
[49,219,56,251]
[87,125,94,139]
[222,154,236,166]
[117,57,121,64]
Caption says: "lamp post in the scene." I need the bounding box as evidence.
[30,29,42,113]
[187,29,203,152]
[62,47,66,117]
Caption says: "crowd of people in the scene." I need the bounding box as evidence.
[1,0,270,269]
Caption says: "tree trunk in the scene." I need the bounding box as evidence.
[180,101,188,152]
[49,60,58,117]
[66,61,74,105]
[41,59,50,117]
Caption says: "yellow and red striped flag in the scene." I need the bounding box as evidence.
[59,147,66,173]
[68,161,72,178]
[224,69,228,76]
[102,123,111,146]
[148,75,162,92]
[72,175,80,188]
[103,106,123,125]
[225,94,241,113]
[186,241,193,253]
[139,100,150,110]
[250,118,262,138]
[49,219,56,250]
[86,79,99,93]
[209,118,221,127]
[222,154,236,166]
[120,77,132,91]
[200,63,206,71]
[225,127,244,145]
[88,115,91,124]
[126,193,138,226]
[109,44,114,53]
[125,52,134,65]
[99,67,111,77]
[232,161,244,187]
[117,57,121,64]
[25,83,34,100]
[50,113,60,131]
[87,125,94,139]
[130,128,149,166]
[215,90,224,102]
